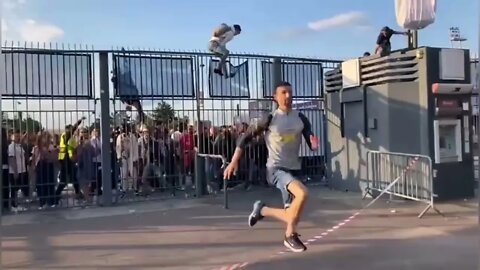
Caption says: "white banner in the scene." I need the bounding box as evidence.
[395,0,437,30]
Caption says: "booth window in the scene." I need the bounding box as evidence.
[433,119,463,163]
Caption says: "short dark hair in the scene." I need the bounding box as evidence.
[233,24,241,32]
[274,81,292,91]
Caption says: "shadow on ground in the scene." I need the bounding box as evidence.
[1,186,477,270]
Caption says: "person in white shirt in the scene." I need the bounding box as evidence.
[8,129,29,210]
[208,23,242,78]
[116,125,139,193]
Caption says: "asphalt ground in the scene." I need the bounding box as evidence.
[1,186,477,270]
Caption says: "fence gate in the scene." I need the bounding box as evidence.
[0,44,341,213]
[0,45,100,211]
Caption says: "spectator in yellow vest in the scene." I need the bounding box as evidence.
[54,117,85,205]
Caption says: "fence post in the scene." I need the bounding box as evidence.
[271,57,282,111]
[272,57,282,85]
[0,94,3,217]
[99,52,113,206]
[194,55,207,198]
[195,155,206,197]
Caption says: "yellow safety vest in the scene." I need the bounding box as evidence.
[58,133,77,160]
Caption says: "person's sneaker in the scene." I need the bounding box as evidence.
[284,233,307,252]
[248,200,265,227]
[213,68,223,76]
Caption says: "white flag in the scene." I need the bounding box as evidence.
[395,0,437,30]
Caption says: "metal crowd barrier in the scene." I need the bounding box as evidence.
[364,150,442,218]
[197,154,229,209]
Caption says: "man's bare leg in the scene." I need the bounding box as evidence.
[259,180,308,236]
[247,180,308,253]
[218,53,229,77]
[248,180,308,231]
[288,181,309,226]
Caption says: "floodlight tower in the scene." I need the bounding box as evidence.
[449,27,468,48]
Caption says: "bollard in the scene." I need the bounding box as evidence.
[223,177,228,209]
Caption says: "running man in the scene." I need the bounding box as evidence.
[223,81,319,252]
[208,23,241,78]
[375,26,408,56]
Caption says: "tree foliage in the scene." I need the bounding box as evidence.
[2,113,42,133]
[149,101,189,131]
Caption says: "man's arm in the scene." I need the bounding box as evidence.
[393,30,408,35]
[230,114,271,164]
[374,34,384,53]
[71,117,85,134]
[116,135,123,159]
[299,112,314,150]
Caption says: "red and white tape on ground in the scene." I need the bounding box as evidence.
[213,156,420,270]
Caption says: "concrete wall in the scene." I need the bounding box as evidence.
[386,81,428,155]
[326,86,370,193]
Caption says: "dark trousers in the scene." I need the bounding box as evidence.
[9,172,29,208]
[90,162,120,195]
[36,160,56,206]
[55,158,80,203]
[2,168,9,210]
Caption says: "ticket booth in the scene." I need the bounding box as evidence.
[427,47,474,200]
[430,82,474,200]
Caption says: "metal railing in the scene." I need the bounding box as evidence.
[197,153,229,209]
[364,150,442,218]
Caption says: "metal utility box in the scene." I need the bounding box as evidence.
[324,47,474,201]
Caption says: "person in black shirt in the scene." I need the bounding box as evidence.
[213,128,236,189]
[375,26,408,56]
[1,128,9,212]
[195,126,213,154]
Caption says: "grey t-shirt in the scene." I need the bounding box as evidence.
[237,109,314,170]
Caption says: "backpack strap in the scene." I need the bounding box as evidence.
[265,113,273,131]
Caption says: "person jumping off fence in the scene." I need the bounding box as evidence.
[111,48,145,123]
[374,26,408,57]
[208,23,241,78]
[223,81,319,253]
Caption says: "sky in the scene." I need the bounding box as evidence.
[0,0,478,131]
[1,0,479,59]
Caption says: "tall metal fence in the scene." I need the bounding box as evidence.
[0,43,341,213]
